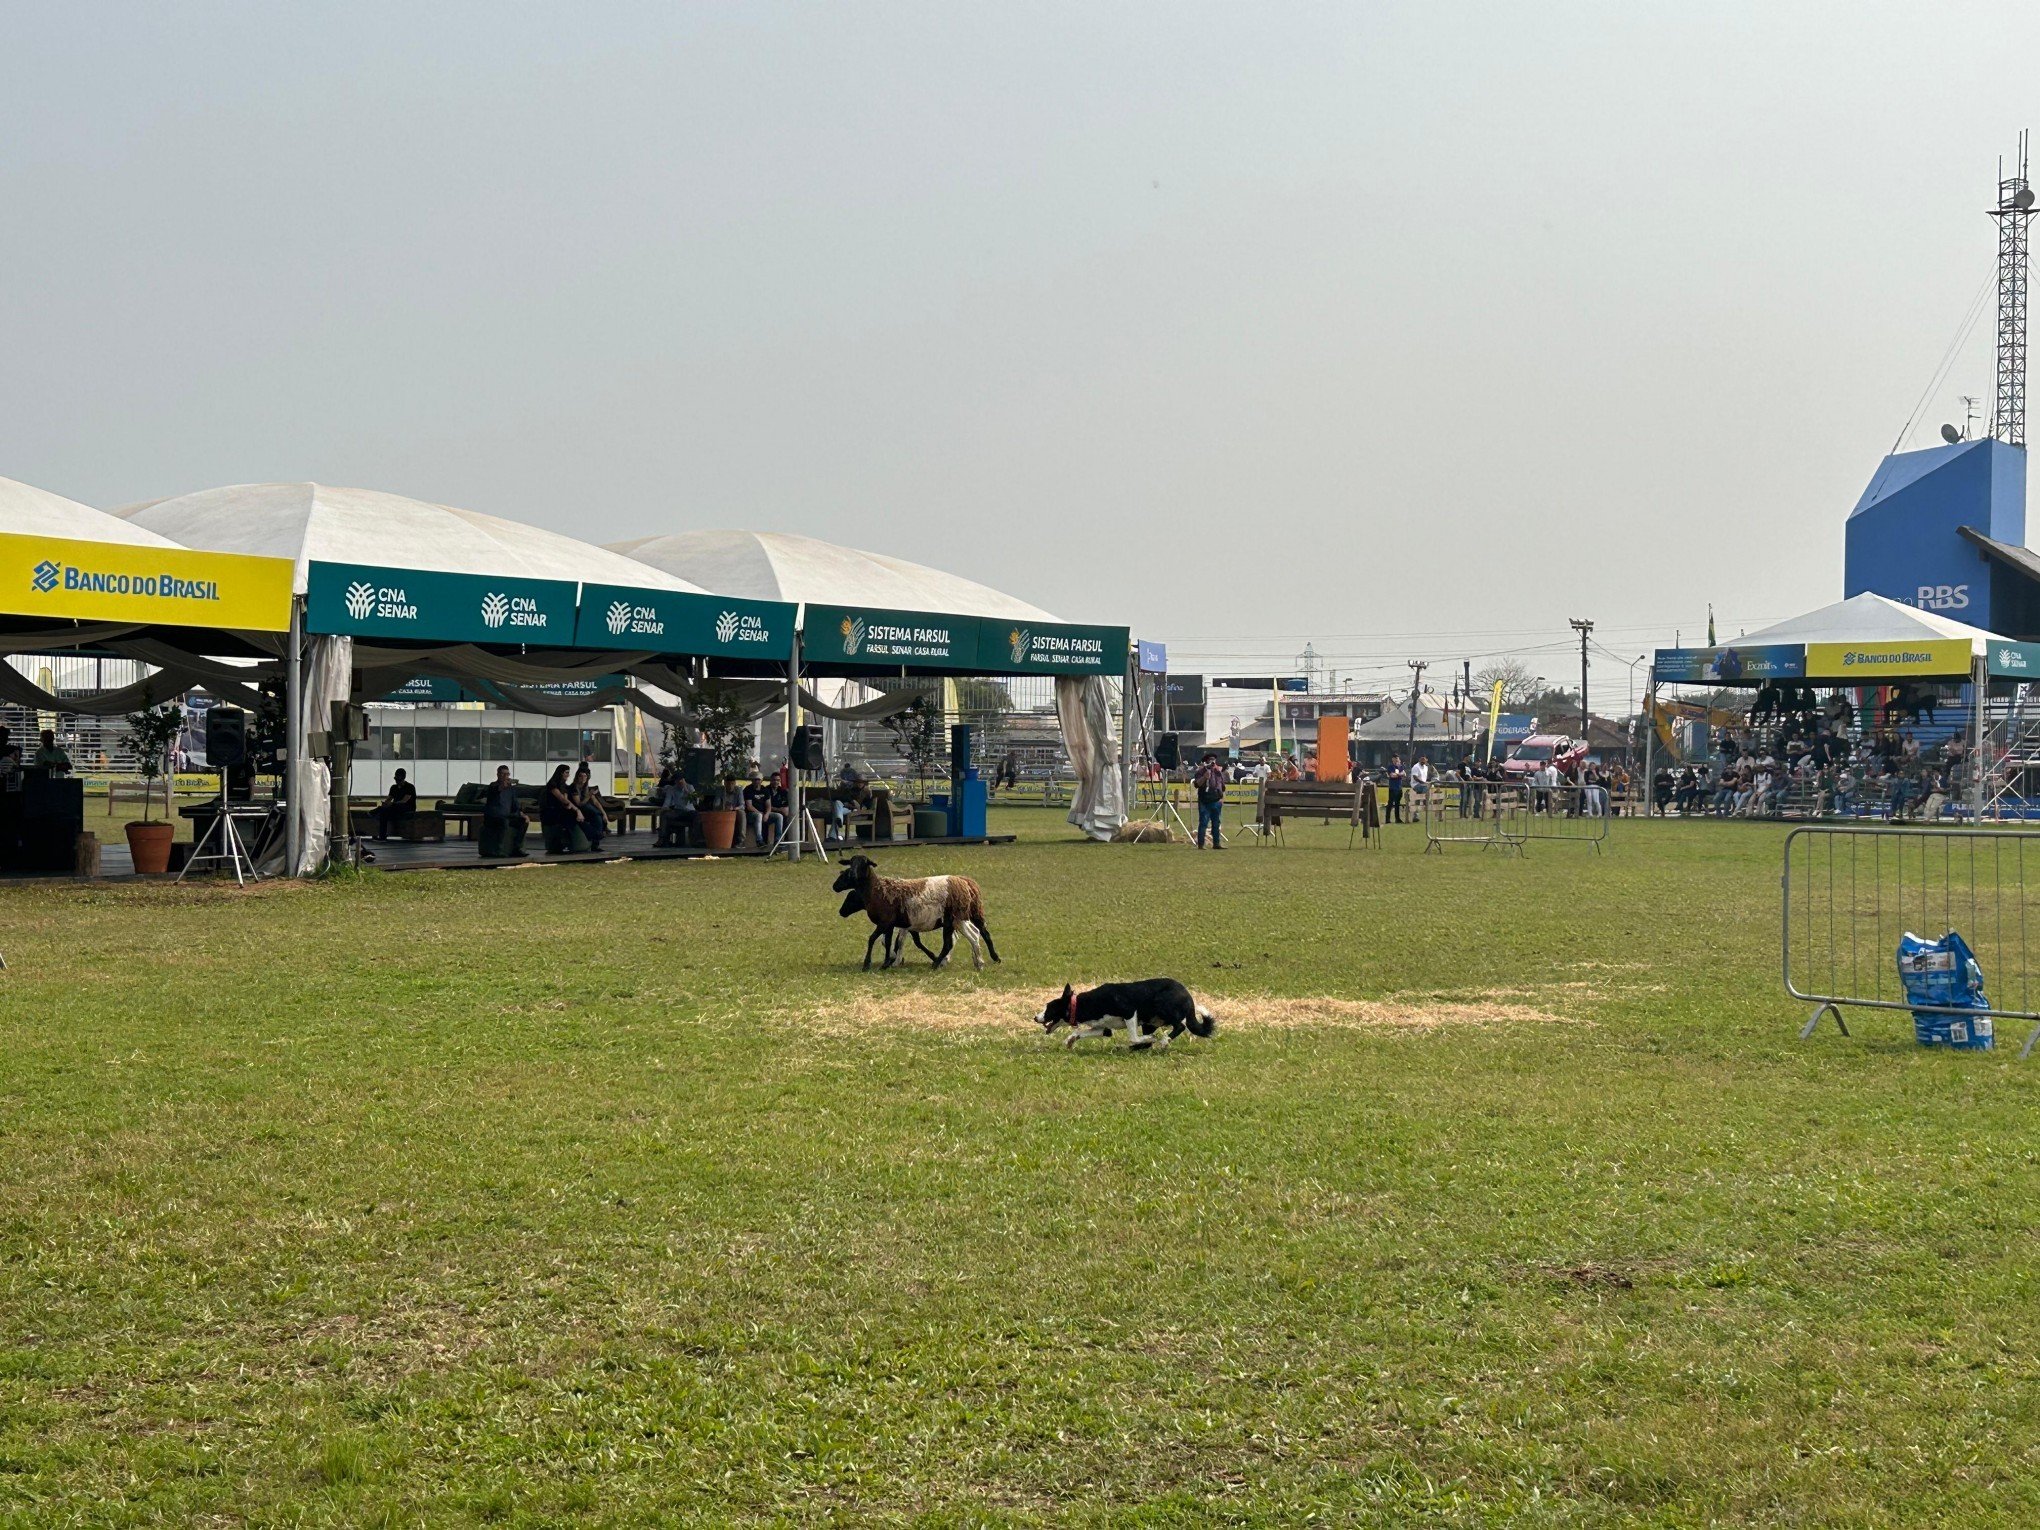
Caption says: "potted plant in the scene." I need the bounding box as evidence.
[881,694,947,838]
[123,696,186,874]
[690,681,754,852]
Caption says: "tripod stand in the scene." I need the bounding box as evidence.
[768,769,831,862]
[1131,674,1198,842]
[177,775,262,885]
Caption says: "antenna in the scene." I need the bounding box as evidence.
[1942,423,1963,444]
[1990,128,2034,447]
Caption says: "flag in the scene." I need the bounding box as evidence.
[1707,604,1716,647]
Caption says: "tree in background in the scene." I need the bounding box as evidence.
[881,695,943,804]
[1471,660,1543,708]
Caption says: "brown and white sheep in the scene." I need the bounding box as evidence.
[831,854,1001,971]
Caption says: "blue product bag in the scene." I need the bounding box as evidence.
[1896,930,1994,1051]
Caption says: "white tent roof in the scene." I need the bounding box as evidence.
[609,530,1062,623]
[2,475,181,548]
[1734,591,2001,656]
[1351,692,1479,742]
[121,483,713,596]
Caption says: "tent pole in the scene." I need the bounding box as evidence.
[285,596,304,876]
[1971,651,1989,821]
[785,633,803,862]
[1640,665,1656,817]
[1118,649,1134,816]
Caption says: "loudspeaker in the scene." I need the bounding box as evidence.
[328,701,369,743]
[682,747,717,788]
[1154,732,1181,769]
[206,707,248,769]
[789,726,826,772]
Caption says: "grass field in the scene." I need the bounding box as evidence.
[3,810,2038,1525]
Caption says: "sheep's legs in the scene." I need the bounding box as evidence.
[931,924,956,969]
[863,927,885,970]
[958,922,986,971]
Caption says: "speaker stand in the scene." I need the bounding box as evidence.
[769,769,831,863]
[178,780,262,886]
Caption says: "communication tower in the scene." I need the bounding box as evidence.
[1990,130,2035,447]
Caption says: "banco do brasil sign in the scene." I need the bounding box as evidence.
[1,531,293,632]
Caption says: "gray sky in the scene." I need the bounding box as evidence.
[2,2,2032,702]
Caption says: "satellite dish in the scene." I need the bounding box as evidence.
[2016,186,2036,211]
[1942,423,1963,443]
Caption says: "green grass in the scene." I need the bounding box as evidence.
[3,809,2038,1525]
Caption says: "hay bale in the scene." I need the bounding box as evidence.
[1112,819,1182,844]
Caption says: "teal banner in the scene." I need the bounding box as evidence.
[1988,640,2040,678]
[374,674,628,703]
[978,618,1129,675]
[309,561,579,646]
[574,583,794,659]
[804,604,982,669]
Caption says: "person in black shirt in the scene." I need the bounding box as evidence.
[481,765,529,856]
[371,768,418,840]
[570,764,608,850]
[540,764,584,853]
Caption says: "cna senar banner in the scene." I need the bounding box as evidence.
[980,619,1128,675]
[1988,641,2040,678]
[1803,640,1975,679]
[0,530,293,632]
[574,583,794,659]
[804,604,982,669]
[1651,645,1805,684]
[308,561,579,646]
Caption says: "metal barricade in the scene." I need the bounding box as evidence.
[1421,780,1524,853]
[1783,825,2040,1058]
[1422,781,1610,854]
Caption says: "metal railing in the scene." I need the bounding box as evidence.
[1422,781,1611,854]
[1783,825,2040,1058]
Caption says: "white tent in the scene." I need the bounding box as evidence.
[608,530,1058,620]
[125,482,712,595]
[1732,591,2003,656]
[3,475,182,547]
[612,530,1124,839]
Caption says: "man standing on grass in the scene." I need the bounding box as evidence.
[1193,752,1227,849]
[1385,754,1406,823]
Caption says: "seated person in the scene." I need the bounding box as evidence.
[570,764,608,850]
[371,768,418,840]
[829,763,869,840]
[761,775,791,849]
[539,764,586,853]
[655,770,700,848]
[742,771,776,849]
[479,765,529,856]
[0,741,20,793]
[32,729,72,775]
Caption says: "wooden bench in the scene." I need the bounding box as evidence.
[1253,778,1383,848]
[106,781,167,816]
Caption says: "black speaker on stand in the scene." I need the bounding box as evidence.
[789,726,826,772]
[206,707,248,769]
[1154,732,1181,770]
[682,747,718,789]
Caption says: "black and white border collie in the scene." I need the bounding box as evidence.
[1034,979,1217,1050]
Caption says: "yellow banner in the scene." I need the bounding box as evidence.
[1803,640,1974,679]
[0,530,294,632]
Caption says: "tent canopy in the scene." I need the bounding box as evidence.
[1350,692,1480,743]
[126,483,713,596]
[3,476,181,547]
[610,530,1061,622]
[1654,592,2003,686]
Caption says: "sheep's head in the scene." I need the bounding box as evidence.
[830,855,875,895]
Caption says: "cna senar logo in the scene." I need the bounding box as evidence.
[1999,646,2029,671]
[480,592,511,629]
[29,556,221,603]
[479,591,547,631]
[712,609,769,645]
[343,580,376,621]
[841,615,866,656]
[1009,626,1032,664]
[604,598,664,638]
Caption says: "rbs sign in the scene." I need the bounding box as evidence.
[1916,583,1971,612]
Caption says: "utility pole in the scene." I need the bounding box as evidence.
[1405,659,1427,755]
[1569,618,1593,739]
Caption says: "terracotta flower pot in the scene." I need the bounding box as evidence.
[125,820,176,875]
[699,808,738,851]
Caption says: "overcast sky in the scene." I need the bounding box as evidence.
[1,2,2032,700]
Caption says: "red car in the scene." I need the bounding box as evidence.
[1500,733,1588,780]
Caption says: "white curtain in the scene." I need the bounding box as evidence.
[282,633,352,876]
[1057,675,1125,841]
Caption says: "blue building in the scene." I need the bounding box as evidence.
[1843,438,2034,636]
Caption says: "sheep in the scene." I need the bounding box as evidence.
[831,854,1001,971]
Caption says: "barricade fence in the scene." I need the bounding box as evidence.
[1422,782,1611,854]
[1783,825,2040,1058]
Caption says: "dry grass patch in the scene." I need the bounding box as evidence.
[785,987,1575,1038]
